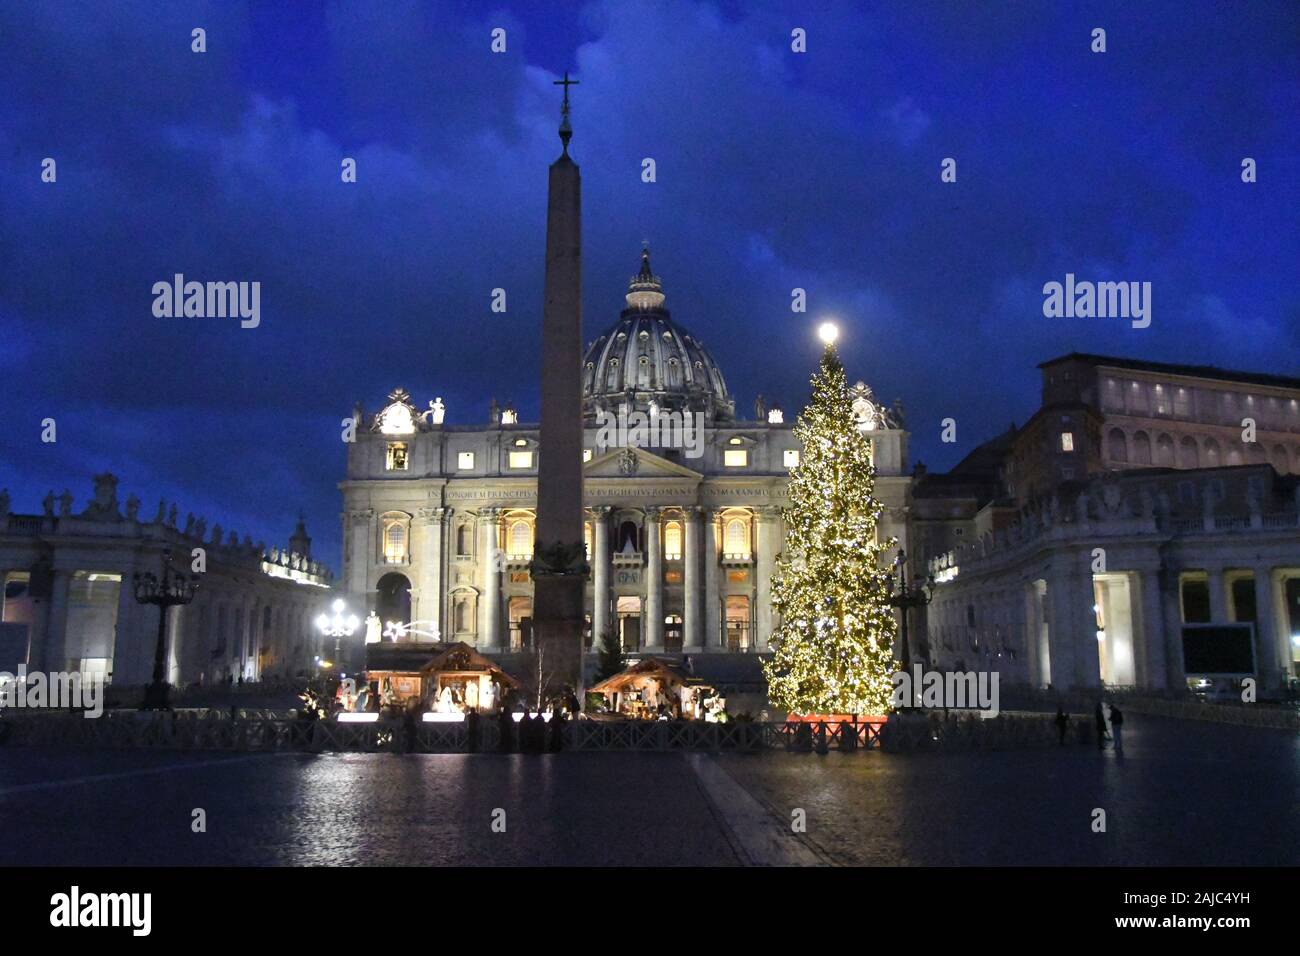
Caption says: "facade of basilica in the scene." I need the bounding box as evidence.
[339,251,912,681]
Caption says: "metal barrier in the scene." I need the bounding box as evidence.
[1,710,1090,753]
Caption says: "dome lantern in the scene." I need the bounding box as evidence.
[625,247,666,310]
[583,248,734,423]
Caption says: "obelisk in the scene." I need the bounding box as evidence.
[531,72,586,698]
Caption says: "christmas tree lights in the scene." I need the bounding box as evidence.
[762,333,898,716]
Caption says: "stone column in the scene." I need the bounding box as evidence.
[1160,567,1186,689]
[704,509,721,650]
[348,510,373,597]
[42,570,73,675]
[1136,569,1168,691]
[683,507,702,651]
[591,507,611,650]
[112,569,140,683]
[416,507,447,638]
[478,508,501,649]
[1253,565,1283,692]
[644,507,663,649]
[1206,568,1228,623]
[754,507,778,650]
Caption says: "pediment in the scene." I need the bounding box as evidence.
[584,447,702,480]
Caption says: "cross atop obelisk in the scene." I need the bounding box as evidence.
[554,71,579,153]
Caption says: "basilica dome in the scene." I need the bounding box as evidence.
[581,249,735,422]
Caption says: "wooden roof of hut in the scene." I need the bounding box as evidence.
[588,657,697,695]
[420,641,522,688]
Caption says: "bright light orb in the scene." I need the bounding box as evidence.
[817,322,839,345]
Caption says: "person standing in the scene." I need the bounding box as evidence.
[1109,703,1124,752]
[1054,706,1069,745]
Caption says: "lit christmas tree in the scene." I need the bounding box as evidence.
[762,325,898,716]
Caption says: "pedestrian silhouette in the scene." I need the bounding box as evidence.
[1109,703,1124,752]
[1055,706,1069,745]
[496,708,513,753]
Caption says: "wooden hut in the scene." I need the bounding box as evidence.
[588,658,713,719]
[421,642,521,715]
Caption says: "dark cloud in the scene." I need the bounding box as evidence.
[1,0,1296,564]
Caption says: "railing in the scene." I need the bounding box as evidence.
[1261,512,1300,529]
[1121,696,1299,730]
[5,515,45,535]
[0,711,1087,753]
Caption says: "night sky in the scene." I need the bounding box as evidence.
[2,1,1297,568]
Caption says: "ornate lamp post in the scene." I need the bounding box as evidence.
[135,548,199,711]
[888,549,934,708]
[315,598,360,670]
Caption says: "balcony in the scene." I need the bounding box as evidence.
[612,550,643,569]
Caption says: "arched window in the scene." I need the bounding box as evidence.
[456,523,472,556]
[1204,438,1221,467]
[382,517,408,563]
[508,519,533,557]
[454,598,469,634]
[724,517,749,558]
[663,521,683,559]
[1178,436,1199,468]
[1156,433,1175,467]
[1107,428,1128,463]
[1132,431,1152,465]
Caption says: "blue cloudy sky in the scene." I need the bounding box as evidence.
[1,0,1297,565]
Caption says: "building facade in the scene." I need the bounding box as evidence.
[0,474,334,686]
[339,252,912,679]
[919,354,1300,698]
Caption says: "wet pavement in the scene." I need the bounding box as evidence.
[716,715,1300,866]
[0,714,1295,866]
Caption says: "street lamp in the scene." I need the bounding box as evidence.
[135,548,199,711]
[887,549,934,708]
[315,598,359,670]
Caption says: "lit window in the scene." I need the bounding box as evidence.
[514,438,528,447]
[728,437,743,445]
[386,442,409,471]
[457,452,475,470]
[724,517,750,557]
[508,451,533,469]
[508,520,533,557]
[783,449,800,467]
[724,449,748,467]
[1060,432,1074,452]
[383,520,407,563]
[664,521,683,560]
[583,448,593,462]
[767,409,784,424]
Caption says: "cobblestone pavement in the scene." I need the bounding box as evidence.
[716,714,1300,865]
[0,750,741,866]
[1,714,1294,866]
